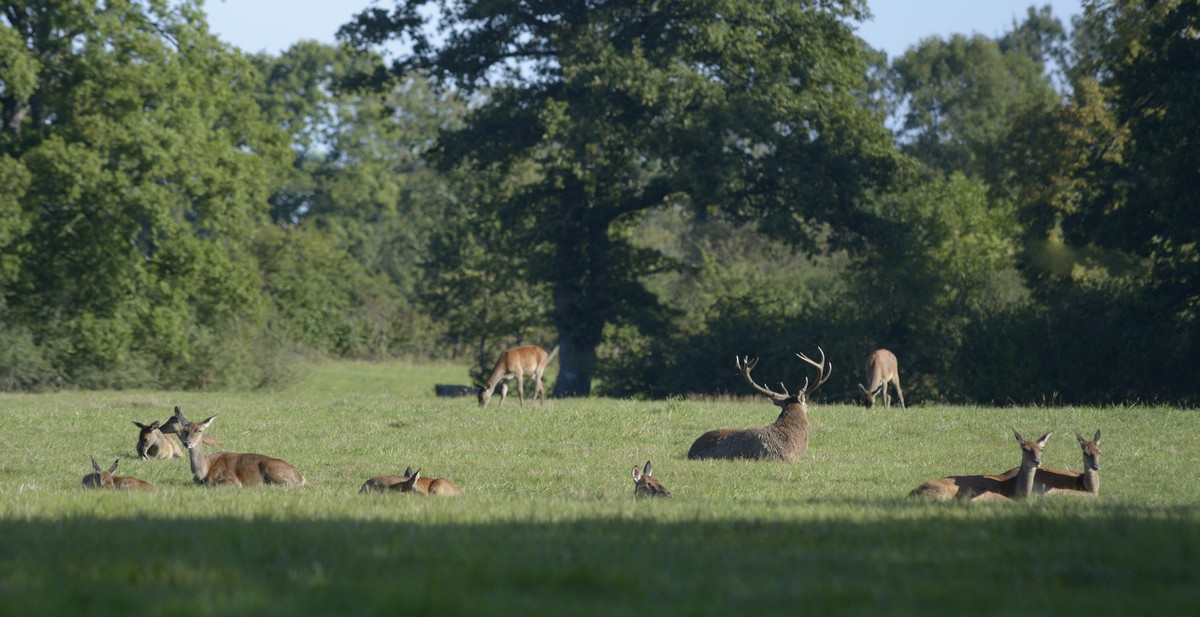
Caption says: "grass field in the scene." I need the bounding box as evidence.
[1,360,1197,616]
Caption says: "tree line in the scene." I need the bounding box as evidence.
[1,0,1195,405]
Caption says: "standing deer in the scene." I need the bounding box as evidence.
[133,420,182,460]
[631,461,672,498]
[359,467,415,493]
[687,348,832,462]
[477,345,559,408]
[172,408,305,487]
[394,469,465,496]
[82,457,153,490]
[858,349,905,409]
[909,429,1051,501]
[1033,430,1101,496]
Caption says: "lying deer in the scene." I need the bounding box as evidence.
[1032,430,1101,496]
[687,348,832,462]
[172,408,305,487]
[478,345,559,408]
[82,457,153,490]
[631,461,672,498]
[909,429,1050,501]
[395,469,465,496]
[359,466,415,493]
[858,349,905,409]
[133,420,182,460]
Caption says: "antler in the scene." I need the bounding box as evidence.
[735,356,790,401]
[795,347,832,396]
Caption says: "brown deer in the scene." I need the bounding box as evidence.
[687,348,832,462]
[1032,430,1101,496]
[172,408,305,487]
[359,466,415,493]
[394,469,465,496]
[858,349,905,409]
[160,406,223,447]
[477,345,559,408]
[81,457,153,490]
[909,429,1051,501]
[631,461,672,498]
[133,420,182,460]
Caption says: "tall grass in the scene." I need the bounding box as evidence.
[0,360,1196,615]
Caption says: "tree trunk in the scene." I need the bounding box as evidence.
[553,336,596,398]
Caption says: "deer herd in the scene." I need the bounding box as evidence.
[81,345,1103,504]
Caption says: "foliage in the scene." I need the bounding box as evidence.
[342,0,899,396]
[0,0,292,388]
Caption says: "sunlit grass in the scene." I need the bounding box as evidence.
[0,361,1197,615]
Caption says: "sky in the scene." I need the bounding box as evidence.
[202,0,1085,59]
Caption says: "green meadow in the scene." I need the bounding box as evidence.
[0,361,1197,616]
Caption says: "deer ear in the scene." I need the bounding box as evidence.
[149,420,160,430]
[200,416,216,430]
[643,461,653,476]
[1037,432,1053,446]
[1093,430,1101,444]
[1075,432,1086,446]
[1012,428,1023,443]
[91,456,102,474]
[404,466,414,478]
[108,458,120,473]
[133,421,146,429]
[631,466,643,482]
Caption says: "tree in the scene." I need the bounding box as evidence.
[0,0,291,387]
[342,0,897,395]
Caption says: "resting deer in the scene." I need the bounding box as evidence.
[81,457,153,490]
[172,408,305,487]
[687,348,832,462]
[909,429,1050,501]
[133,420,182,460]
[394,469,465,496]
[631,461,672,498]
[359,466,415,493]
[858,349,905,409]
[478,345,559,408]
[160,406,223,447]
[1032,430,1101,496]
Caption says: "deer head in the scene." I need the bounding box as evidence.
[631,461,672,498]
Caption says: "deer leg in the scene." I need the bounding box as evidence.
[499,381,509,409]
[516,375,526,407]
[892,377,906,410]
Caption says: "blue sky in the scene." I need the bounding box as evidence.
[202,0,1084,59]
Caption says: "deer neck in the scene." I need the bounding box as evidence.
[1081,467,1099,494]
[773,400,809,436]
[1013,460,1038,500]
[185,440,210,484]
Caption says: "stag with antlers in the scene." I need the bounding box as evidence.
[687,349,832,462]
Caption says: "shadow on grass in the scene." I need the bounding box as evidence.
[0,505,1196,616]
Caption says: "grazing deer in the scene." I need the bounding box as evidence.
[394,469,465,496]
[160,406,223,447]
[81,457,153,490]
[909,429,1051,501]
[631,461,672,498]
[477,345,559,409]
[172,408,305,487]
[1033,430,1101,496]
[359,467,415,493]
[133,420,182,460]
[858,349,905,409]
[687,348,832,462]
